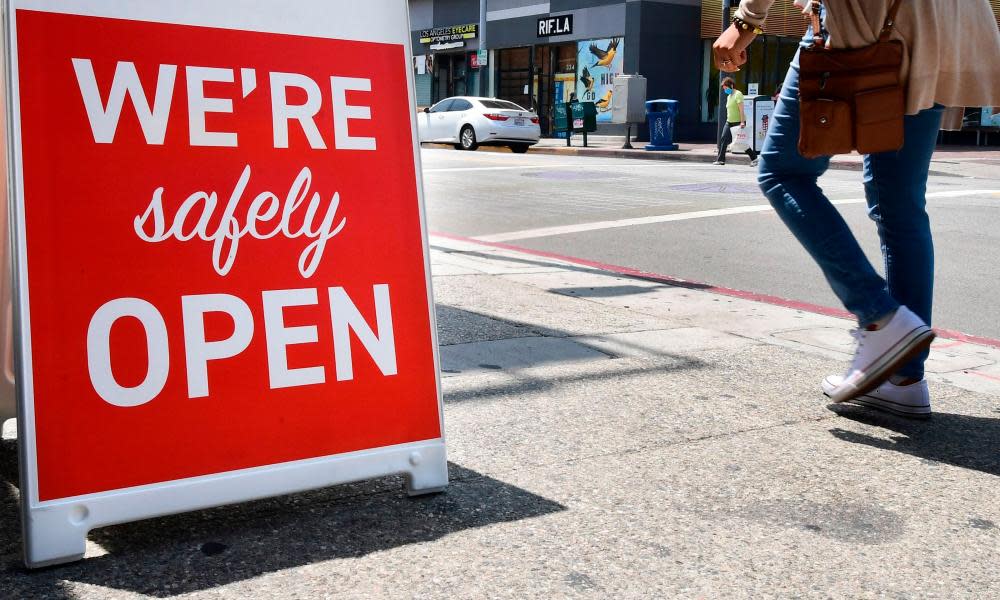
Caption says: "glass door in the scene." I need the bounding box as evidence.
[532,46,551,133]
[431,54,469,103]
[497,47,532,110]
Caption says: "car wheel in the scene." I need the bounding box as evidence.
[459,126,478,151]
[510,144,529,154]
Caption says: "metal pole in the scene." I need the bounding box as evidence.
[717,0,731,151]
[479,0,487,96]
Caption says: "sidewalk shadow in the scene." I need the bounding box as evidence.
[828,404,1000,477]
[430,245,714,291]
[548,284,663,299]
[444,359,704,404]
[436,305,708,404]
[0,438,22,559]
[0,462,564,598]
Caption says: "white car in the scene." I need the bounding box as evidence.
[417,96,540,153]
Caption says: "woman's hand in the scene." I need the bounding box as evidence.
[712,23,757,72]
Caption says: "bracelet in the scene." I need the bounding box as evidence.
[732,16,764,35]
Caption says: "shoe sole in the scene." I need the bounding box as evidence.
[823,386,932,420]
[846,396,932,420]
[829,326,936,404]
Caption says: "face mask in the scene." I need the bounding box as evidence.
[724,88,733,95]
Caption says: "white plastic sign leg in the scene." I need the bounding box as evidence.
[3,0,446,567]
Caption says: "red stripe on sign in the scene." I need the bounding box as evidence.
[431,232,1000,351]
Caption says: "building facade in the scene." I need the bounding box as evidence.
[410,1,1000,143]
[410,0,484,109]
[411,0,706,139]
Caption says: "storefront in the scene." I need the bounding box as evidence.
[410,1,702,139]
[412,23,482,106]
[487,3,633,137]
[494,43,580,135]
[409,1,1000,143]
[485,1,704,139]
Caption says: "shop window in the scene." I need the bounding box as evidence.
[431,54,468,103]
[700,0,807,38]
[552,44,577,106]
[497,47,532,110]
[499,47,530,70]
[467,69,481,97]
[555,44,576,74]
[415,74,432,106]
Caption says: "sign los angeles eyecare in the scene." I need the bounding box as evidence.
[3,0,446,567]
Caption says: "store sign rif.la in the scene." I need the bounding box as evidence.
[537,15,573,37]
[3,0,446,568]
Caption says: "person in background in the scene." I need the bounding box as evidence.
[713,0,1000,418]
[713,77,759,167]
[771,86,780,104]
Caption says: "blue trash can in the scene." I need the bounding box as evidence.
[645,99,679,151]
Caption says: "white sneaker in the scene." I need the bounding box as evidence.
[822,375,931,419]
[826,306,935,404]
[750,159,759,167]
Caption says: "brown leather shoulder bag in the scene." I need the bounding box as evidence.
[798,0,905,158]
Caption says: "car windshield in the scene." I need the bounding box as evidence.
[479,100,527,111]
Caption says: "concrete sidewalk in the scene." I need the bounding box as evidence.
[524,136,1000,175]
[3,235,1000,598]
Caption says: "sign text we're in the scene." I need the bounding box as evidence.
[72,59,377,150]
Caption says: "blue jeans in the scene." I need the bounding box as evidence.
[757,52,943,380]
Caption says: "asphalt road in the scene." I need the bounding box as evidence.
[420,147,1000,340]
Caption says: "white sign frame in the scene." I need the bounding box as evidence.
[3,0,447,568]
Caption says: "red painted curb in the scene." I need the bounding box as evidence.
[430,231,1000,351]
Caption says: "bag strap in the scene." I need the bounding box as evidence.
[879,0,904,41]
[810,0,903,47]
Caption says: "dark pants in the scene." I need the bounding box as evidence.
[716,121,758,163]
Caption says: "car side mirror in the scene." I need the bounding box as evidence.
[423,107,430,113]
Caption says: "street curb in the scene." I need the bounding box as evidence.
[430,231,1000,352]
[527,144,866,168]
[423,142,865,171]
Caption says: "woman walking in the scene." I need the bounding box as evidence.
[713,78,759,166]
[713,0,1000,418]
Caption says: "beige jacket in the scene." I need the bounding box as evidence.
[735,0,1000,114]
